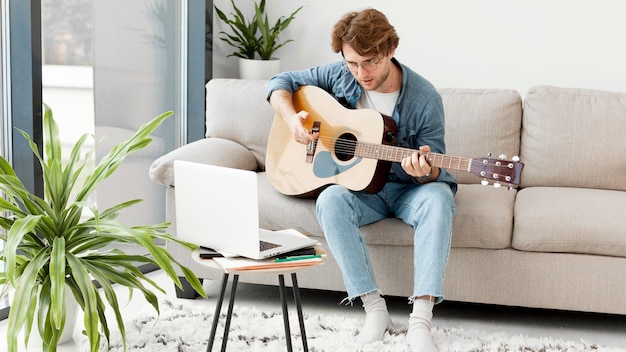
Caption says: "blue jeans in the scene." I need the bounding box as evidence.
[316,182,455,304]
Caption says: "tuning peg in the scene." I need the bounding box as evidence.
[487,152,493,158]
[481,179,489,186]
[493,182,502,189]
[498,154,507,160]
[512,155,520,162]
[508,184,514,191]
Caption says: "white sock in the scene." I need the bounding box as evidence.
[407,299,438,352]
[356,291,392,344]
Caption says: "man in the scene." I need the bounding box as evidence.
[266,8,456,351]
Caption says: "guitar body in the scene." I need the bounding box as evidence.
[266,85,396,198]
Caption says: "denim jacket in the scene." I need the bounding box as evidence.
[265,58,457,194]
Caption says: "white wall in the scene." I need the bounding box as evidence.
[212,0,626,95]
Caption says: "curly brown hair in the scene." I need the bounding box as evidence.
[331,8,400,57]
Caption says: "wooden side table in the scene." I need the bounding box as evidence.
[191,249,325,352]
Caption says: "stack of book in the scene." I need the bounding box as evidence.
[212,250,325,272]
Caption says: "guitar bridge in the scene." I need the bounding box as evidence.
[305,121,321,163]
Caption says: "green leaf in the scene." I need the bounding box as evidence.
[179,265,208,298]
[254,2,302,60]
[99,199,143,220]
[0,195,25,218]
[50,236,66,329]
[7,250,48,352]
[75,111,172,202]
[35,282,52,349]
[37,279,68,349]
[81,261,127,351]
[42,104,62,166]
[66,253,101,351]
[0,155,18,178]
[4,216,42,286]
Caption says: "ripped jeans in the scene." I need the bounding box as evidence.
[316,181,455,304]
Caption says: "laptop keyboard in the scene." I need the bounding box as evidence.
[260,240,282,251]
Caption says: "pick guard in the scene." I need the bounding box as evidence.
[313,151,362,178]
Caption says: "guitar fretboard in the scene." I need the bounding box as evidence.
[354,141,472,172]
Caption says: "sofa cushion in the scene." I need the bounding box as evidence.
[440,88,522,185]
[513,187,626,257]
[520,85,626,191]
[205,79,275,170]
[149,137,258,186]
[451,184,516,249]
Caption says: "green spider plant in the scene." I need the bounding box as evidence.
[215,0,303,60]
[0,105,206,352]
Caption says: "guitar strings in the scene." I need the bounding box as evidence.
[305,135,473,171]
[311,135,417,161]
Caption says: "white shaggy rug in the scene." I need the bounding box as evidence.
[90,298,625,352]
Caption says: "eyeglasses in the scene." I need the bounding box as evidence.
[343,57,383,72]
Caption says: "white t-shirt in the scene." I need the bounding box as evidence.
[356,89,399,116]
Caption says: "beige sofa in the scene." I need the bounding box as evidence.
[149,79,626,315]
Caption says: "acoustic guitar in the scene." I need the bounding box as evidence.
[266,85,523,198]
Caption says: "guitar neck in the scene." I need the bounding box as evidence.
[355,141,471,172]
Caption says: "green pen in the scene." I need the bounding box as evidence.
[274,254,322,263]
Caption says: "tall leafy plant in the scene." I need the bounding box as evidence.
[0,105,206,352]
[215,0,303,60]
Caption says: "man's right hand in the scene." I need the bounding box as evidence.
[269,89,319,145]
[288,111,319,145]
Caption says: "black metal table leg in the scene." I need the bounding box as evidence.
[291,273,308,352]
[207,273,229,352]
[206,272,310,352]
[278,274,293,352]
[220,274,239,351]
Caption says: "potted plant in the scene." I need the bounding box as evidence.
[0,105,206,352]
[214,0,303,79]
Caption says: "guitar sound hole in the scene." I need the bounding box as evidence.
[335,133,357,161]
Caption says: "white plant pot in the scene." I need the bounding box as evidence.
[238,57,281,80]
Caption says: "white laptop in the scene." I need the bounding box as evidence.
[173,160,318,259]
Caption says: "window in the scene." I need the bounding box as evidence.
[0,0,208,321]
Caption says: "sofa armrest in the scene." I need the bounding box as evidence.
[149,137,258,187]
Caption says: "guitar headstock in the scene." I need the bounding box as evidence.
[469,154,524,190]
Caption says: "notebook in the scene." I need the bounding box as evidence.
[173,160,318,259]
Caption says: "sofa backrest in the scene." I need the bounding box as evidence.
[440,88,523,185]
[205,79,274,169]
[520,85,626,191]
